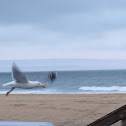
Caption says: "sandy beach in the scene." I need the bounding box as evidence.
[0,94,126,126]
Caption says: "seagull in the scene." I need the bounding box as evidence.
[3,63,56,96]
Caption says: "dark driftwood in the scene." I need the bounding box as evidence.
[87,104,126,126]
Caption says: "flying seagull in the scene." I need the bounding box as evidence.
[3,63,56,96]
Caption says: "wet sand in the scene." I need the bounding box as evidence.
[0,94,126,126]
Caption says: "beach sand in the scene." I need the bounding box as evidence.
[0,94,126,126]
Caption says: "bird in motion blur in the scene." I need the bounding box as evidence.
[3,63,56,96]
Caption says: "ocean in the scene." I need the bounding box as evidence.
[1,70,126,94]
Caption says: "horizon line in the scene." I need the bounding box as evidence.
[1,58,126,61]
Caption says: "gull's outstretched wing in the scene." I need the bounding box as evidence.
[12,63,28,83]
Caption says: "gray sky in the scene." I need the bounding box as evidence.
[1,59,126,72]
[0,0,126,60]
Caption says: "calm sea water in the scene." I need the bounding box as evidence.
[1,70,126,94]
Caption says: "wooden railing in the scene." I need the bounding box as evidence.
[87,104,126,126]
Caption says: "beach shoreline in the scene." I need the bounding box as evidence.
[0,94,126,126]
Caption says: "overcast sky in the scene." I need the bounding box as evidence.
[0,0,126,60]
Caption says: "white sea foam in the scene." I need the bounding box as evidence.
[0,89,63,94]
[79,86,126,93]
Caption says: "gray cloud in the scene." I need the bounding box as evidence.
[0,0,126,60]
[0,1,126,24]
[0,0,126,36]
[0,24,126,52]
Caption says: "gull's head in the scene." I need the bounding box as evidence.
[37,82,46,88]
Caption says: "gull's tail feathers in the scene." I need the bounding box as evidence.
[2,81,15,86]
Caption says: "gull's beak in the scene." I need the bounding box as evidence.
[41,85,46,88]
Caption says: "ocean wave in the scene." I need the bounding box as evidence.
[1,86,126,94]
[79,86,126,92]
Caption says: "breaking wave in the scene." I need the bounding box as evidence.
[79,86,126,93]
